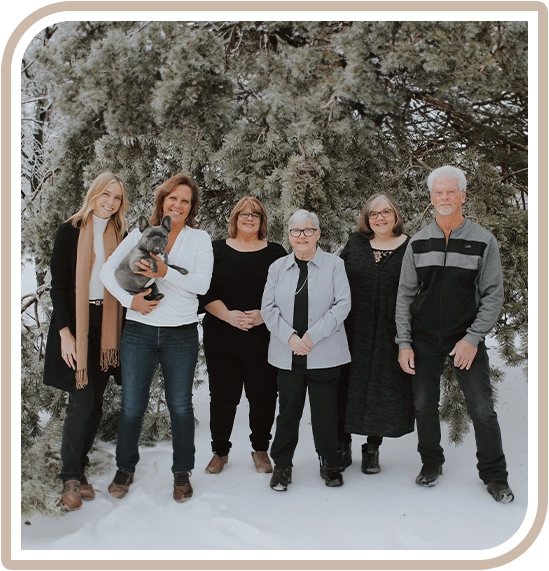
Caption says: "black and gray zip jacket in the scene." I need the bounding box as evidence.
[395,218,504,350]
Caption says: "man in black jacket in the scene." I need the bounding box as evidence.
[395,165,514,503]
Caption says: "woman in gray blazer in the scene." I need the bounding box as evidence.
[261,209,351,491]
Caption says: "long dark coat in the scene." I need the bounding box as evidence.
[42,222,121,392]
[340,232,414,437]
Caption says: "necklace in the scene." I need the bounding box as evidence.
[295,275,308,296]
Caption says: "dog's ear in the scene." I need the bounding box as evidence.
[161,216,172,233]
[138,216,150,233]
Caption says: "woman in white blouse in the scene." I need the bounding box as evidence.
[100,174,213,503]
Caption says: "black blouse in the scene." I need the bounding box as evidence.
[200,240,286,339]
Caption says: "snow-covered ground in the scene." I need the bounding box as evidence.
[20,345,529,558]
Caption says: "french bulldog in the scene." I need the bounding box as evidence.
[114,215,188,301]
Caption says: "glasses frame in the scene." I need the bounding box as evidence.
[368,208,394,220]
[238,211,262,220]
[289,228,318,238]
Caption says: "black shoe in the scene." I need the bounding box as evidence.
[319,458,344,487]
[270,466,292,492]
[415,464,442,487]
[337,441,352,471]
[487,481,514,503]
[361,443,380,474]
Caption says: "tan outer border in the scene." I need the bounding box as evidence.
[6,0,549,571]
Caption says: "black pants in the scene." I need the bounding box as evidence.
[59,305,111,483]
[270,365,340,468]
[412,339,508,484]
[204,331,278,457]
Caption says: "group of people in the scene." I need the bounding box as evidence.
[42,165,514,513]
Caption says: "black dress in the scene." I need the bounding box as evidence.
[200,240,287,456]
[340,232,414,437]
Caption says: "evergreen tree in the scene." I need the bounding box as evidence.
[20,20,528,515]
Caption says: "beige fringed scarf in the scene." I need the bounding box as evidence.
[75,218,122,389]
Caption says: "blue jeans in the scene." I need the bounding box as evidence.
[116,320,198,474]
[412,339,508,484]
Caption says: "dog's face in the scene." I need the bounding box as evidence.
[138,215,171,254]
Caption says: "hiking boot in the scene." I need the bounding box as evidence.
[415,464,442,487]
[361,443,380,474]
[252,451,273,473]
[205,454,228,474]
[319,458,344,487]
[173,471,193,502]
[61,479,82,511]
[270,466,292,491]
[487,481,514,504]
[79,474,95,500]
[337,441,352,471]
[108,469,134,499]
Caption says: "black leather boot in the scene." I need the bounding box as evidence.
[337,441,352,471]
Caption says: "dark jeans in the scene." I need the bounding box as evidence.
[204,332,278,457]
[116,321,198,474]
[270,365,340,468]
[412,339,508,484]
[60,305,111,483]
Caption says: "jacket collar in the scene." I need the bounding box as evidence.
[281,246,326,270]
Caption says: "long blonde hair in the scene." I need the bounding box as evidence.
[68,172,129,235]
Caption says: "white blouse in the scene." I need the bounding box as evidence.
[100,225,213,327]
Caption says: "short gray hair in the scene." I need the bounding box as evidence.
[427,166,467,192]
[287,209,320,230]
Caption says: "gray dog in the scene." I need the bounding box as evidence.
[115,215,188,301]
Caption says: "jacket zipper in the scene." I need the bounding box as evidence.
[437,224,452,346]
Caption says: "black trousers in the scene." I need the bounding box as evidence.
[204,330,278,457]
[59,305,112,483]
[270,365,340,469]
[412,339,508,484]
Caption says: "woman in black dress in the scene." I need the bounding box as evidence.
[200,197,286,474]
[338,193,415,475]
[42,172,128,510]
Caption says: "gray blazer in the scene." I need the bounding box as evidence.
[261,247,351,370]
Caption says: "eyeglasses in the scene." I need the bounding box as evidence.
[239,211,262,220]
[368,208,394,220]
[289,228,318,238]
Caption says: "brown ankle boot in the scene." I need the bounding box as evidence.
[205,454,228,474]
[252,451,273,473]
[108,469,134,499]
[61,480,82,511]
[173,472,193,502]
[79,474,96,500]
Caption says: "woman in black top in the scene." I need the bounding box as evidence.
[42,172,128,510]
[338,193,415,475]
[200,197,286,475]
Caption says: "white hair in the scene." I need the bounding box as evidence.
[287,209,320,230]
[427,166,467,192]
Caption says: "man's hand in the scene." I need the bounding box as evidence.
[398,348,416,375]
[449,339,477,370]
[288,333,311,356]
